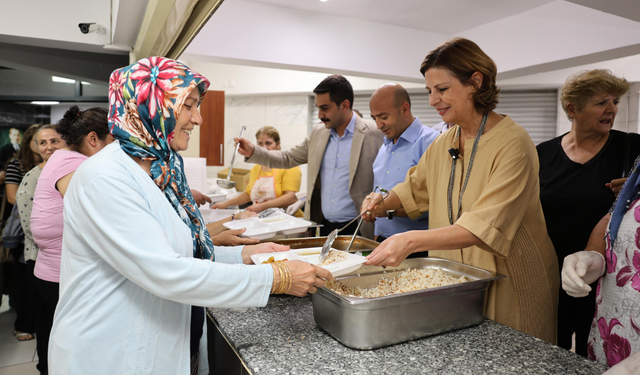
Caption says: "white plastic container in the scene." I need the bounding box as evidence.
[251,248,366,277]
[206,193,227,203]
[223,213,312,240]
[198,208,239,224]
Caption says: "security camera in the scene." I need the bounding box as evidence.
[78,23,105,35]
[79,23,95,34]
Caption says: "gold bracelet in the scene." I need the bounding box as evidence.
[275,262,290,294]
[274,262,286,294]
[270,263,280,294]
[277,262,292,294]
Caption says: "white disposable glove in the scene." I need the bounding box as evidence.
[286,199,304,215]
[561,251,606,297]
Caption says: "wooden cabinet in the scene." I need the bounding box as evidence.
[199,90,225,166]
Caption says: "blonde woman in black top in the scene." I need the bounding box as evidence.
[537,69,640,356]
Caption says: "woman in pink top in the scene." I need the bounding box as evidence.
[30,106,114,375]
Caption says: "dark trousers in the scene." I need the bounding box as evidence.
[320,218,359,237]
[376,235,429,258]
[34,276,59,375]
[1,261,14,304]
[12,253,36,333]
[557,285,596,357]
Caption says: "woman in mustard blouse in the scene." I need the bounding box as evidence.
[362,38,559,344]
[212,126,303,216]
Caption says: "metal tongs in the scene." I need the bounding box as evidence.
[319,186,388,262]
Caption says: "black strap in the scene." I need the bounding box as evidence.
[623,132,631,177]
[447,114,488,225]
[0,186,6,228]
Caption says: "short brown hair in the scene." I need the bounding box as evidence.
[255,126,280,144]
[560,69,629,120]
[420,38,500,114]
[313,75,354,109]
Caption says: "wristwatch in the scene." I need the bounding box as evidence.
[386,210,396,220]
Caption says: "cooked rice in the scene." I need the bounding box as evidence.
[326,268,470,298]
[319,249,349,266]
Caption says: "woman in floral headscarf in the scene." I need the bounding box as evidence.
[562,153,640,373]
[48,57,331,375]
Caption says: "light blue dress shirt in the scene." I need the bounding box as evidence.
[373,117,439,237]
[321,113,358,222]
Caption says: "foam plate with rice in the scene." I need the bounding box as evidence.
[251,247,366,277]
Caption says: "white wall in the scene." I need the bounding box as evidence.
[50,102,109,125]
[180,60,426,192]
[500,53,640,136]
[622,82,640,134]
[184,93,311,194]
[219,95,310,193]
[499,54,640,88]
[184,60,425,96]
[0,0,111,47]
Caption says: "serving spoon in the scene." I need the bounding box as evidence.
[217,126,246,189]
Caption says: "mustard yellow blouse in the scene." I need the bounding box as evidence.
[393,115,559,344]
[245,165,303,216]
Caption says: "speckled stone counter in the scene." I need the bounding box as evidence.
[207,295,608,375]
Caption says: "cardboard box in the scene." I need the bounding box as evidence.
[217,167,251,192]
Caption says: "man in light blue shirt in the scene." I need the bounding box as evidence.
[369,83,439,248]
[240,75,383,238]
[320,111,358,225]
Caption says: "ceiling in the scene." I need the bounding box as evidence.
[248,0,557,34]
[1,0,640,95]
[183,0,640,83]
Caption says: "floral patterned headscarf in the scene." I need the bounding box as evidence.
[108,57,214,260]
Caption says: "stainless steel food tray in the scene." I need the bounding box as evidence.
[312,257,505,350]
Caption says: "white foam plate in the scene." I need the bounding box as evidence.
[224,213,312,240]
[251,251,303,265]
[294,248,367,277]
[207,193,227,203]
[251,247,366,277]
[198,208,238,224]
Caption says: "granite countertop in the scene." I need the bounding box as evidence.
[208,295,608,375]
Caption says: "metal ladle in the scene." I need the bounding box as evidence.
[217,126,246,189]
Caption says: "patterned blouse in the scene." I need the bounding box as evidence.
[588,199,640,367]
[16,165,42,262]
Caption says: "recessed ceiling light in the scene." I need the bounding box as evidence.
[31,101,60,105]
[320,0,327,2]
[52,76,75,84]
